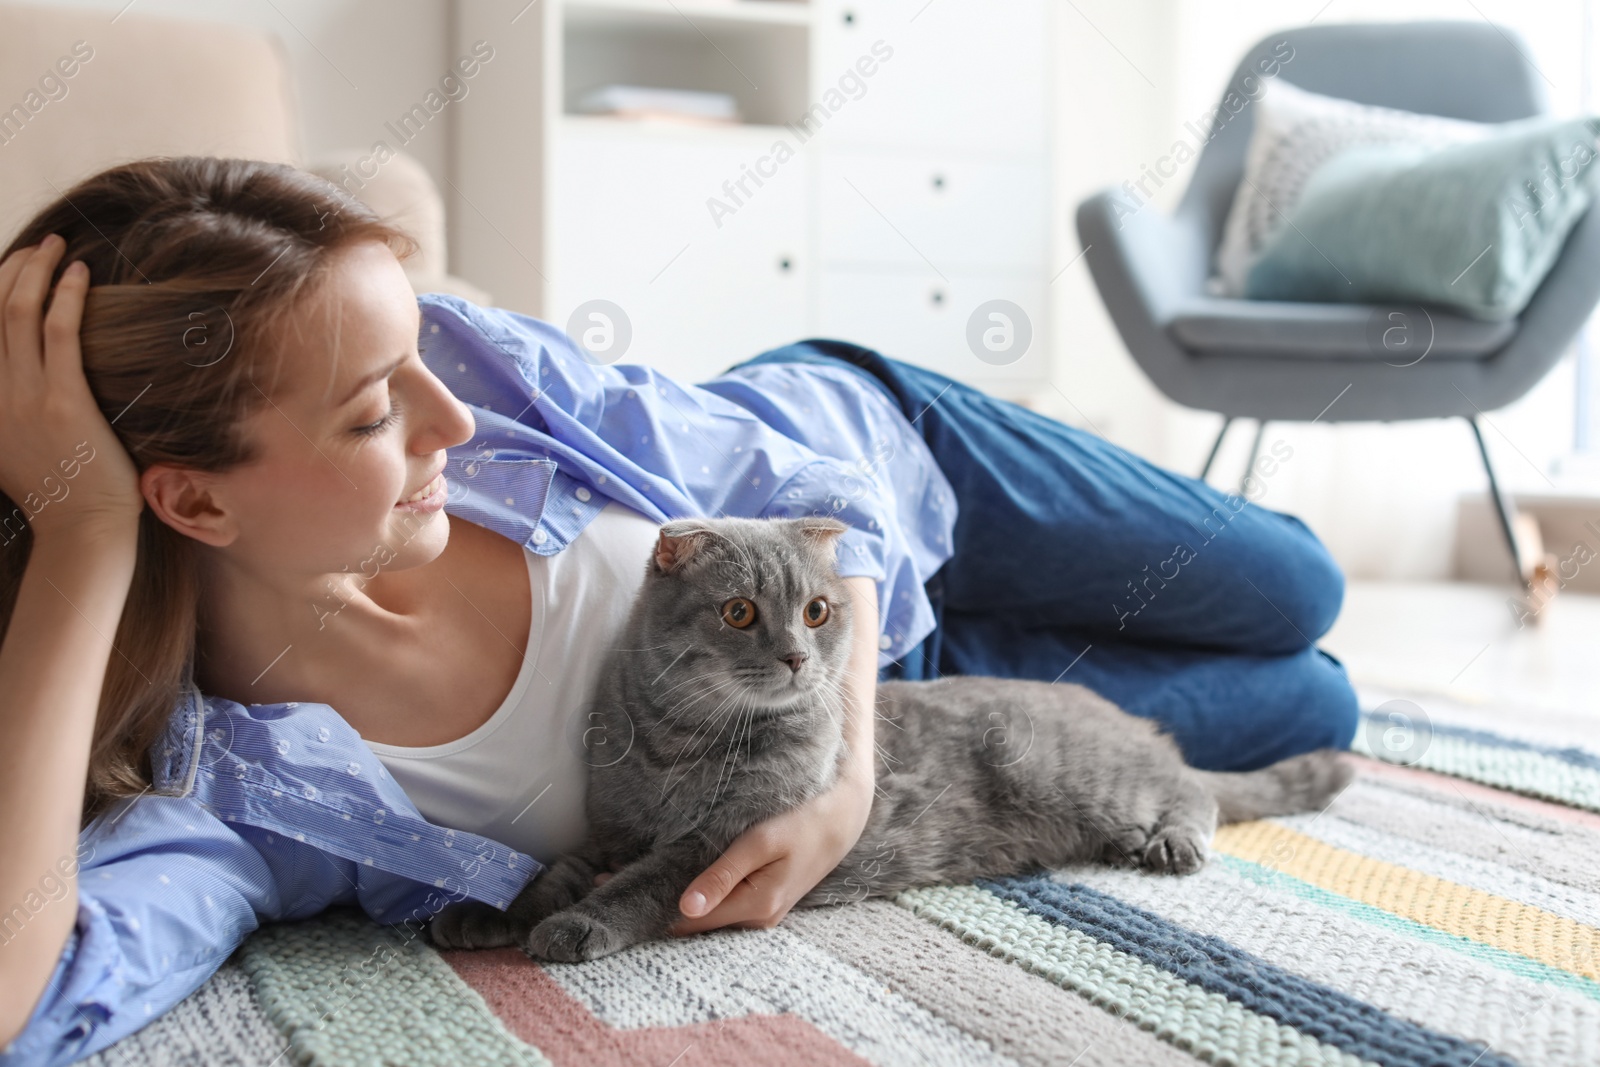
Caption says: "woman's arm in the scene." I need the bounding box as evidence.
[0,239,144,1048]
[7,795,345,1066]
[0,529,138,1048]
[665,575,879,934]
[6,695,542,1064]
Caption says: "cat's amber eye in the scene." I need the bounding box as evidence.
[803,597,830,628]
[721,597,758,629]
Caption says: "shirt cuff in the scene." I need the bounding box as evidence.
[2,893,119,1066]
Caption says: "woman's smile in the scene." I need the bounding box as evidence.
[397,470,448,511]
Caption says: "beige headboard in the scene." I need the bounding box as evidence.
[0,1,299,247]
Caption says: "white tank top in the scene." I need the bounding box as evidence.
[365,500,662,867]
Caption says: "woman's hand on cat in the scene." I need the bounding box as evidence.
[659,764,875,935]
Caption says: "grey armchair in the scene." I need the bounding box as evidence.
[1076,21,1600,590]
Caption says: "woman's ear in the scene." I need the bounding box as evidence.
[140,463,238,547]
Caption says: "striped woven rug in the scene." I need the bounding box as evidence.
[88,688,1600,1066]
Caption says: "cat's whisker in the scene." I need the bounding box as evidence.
[872,740,902,787]
[715,695,759,805]
[655,692,744,776]
[809,674,850,721]
[682,702,750,803]
[709,702,745,806]
[652,668,745,710]
[659,679,753,792]
[653,694,743,753]
[654,670,735,713]
[648,645,693,687]
[654,667,745,711]
[654,674,746,732]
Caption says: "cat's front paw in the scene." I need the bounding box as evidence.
[524,910,630,963]
[430,899,524,950]
[1141,824,1209,875]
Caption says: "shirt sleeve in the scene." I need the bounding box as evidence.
[1,792,462,1066]
[2,796,295,1067]
[421,294,897,585]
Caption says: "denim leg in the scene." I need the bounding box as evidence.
[733,340,1346,656]
[937,609,1361,771]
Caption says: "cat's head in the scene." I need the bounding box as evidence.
[636,516,856,710]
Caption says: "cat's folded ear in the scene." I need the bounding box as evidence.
[653,519,718,575]
[794,517,849,556]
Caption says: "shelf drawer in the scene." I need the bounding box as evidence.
[818,148,1047,272]
[549,120,809,384]
[817,267,1049,390]
[811,0,1047,154]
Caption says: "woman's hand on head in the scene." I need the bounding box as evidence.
[0,236,143,541]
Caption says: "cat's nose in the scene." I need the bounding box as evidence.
[782,652,807,674]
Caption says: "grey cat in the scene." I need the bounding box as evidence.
[430,516,1351,962]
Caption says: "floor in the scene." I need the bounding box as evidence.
[1322,578,1600,745]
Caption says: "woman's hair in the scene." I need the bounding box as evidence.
[0,156,417,826]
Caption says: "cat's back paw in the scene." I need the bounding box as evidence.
[430,899,524,950]
[1141,823,1209,875]
[524,910,630,963]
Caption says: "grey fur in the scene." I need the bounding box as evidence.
[429,516,1352,961]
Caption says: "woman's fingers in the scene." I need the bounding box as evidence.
[42,260,89,394]
[676,828,778,921]
[0,245,40,372]
[667,862,790,936]
[3,237,67,390]
[668,828,794,936]
[0,245,35,363]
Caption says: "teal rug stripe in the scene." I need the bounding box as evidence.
[1357,710,1600,773]
[980,875,1510,1067]
[1351,723,1600,813]
[1216,855,1600,1004]
[236,908,550,1067]
[896,883,1372,1067]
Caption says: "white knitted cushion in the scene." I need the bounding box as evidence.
[1211,79,1490,297]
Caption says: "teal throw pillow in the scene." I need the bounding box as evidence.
[1244,115,1600,320]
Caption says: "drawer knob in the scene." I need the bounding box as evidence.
[930,289,945,307]
[778,256,793,272]
[842,10,855,25]
[931,174,945,191]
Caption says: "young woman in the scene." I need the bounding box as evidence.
[0,157,1357,1064]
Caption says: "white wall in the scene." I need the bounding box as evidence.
[11,0,454,188]
[14,0,1582,580]
[1049,0,1589,580]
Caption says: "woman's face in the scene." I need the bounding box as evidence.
[173,239,477,588]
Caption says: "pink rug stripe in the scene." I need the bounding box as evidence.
[1350,754,1600,829]
[442,947,875,1067]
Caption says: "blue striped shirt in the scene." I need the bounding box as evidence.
[3,294,956,1065]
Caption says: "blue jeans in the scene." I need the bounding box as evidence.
[727,340,1360,772]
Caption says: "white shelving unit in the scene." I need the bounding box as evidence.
[452,0,1053,398]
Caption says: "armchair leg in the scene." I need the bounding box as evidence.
[1466,416,1533,593]
[1240,420,1267,496]
[1199,416,1234,482]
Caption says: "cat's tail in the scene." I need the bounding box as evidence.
[1192,749,1354,824]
